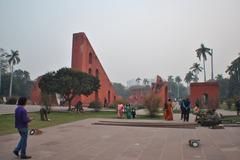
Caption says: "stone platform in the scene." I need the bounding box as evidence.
[0,118,240,160]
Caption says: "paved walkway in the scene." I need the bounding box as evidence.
[0,118,240,160]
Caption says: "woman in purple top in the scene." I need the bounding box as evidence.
[13,97,32,159]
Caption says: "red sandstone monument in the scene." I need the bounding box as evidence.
[71,32,118,106]
[31,32,118,106]
[190,82,220,108]
[128,75,168,106]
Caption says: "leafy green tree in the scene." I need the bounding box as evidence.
[39,68,100,110]
[0,48,9,73]
[226,54,240,97]
[195,44,212,82]
[215,74,229,101]
[144,93,161,118]
[112,82,130,99]
[0,69,32,97]
[190,63,203,82]
[175,76,182,99]
[0,48,9,94]
[0,73,10,96]
[6,50,20,97]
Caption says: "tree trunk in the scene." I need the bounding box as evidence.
[177,83,180,99]
[203,59,206,82]
[68,99,71,111]
[211,49,214,80]
[9,63,13,97]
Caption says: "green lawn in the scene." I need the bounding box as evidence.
[0,111,163,136]
[222,115,240,124]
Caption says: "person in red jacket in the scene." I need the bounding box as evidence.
[13,97,32,159]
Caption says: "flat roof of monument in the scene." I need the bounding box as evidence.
[190,82,219,87]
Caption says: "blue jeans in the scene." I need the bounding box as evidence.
[14,128,28,156]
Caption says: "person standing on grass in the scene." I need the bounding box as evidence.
[13,97,32,159]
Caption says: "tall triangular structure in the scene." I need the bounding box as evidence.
[71,32,118,106]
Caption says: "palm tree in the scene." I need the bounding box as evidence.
[184,71,194,87]
[175,76,182,99]
[143,78,149,86]
[226,53,240,97]
[226,53,240,82]
[210,49,214,80]
[23,71,30,81]
[136,77,141,85]
[190,63,203,82]
[215,74,223,81]
[184,71,194,95]
[168,75,174,97]
[6,50,20,97]
[0,48,9,94]
[195,44,212,82]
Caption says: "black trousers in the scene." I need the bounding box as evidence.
[183,109,190,122]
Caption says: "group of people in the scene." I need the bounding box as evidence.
[117,104,136,119]
[164,98,191,122]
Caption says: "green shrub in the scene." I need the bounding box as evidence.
[6,97,18,105]
[144,94,161,118]
[108,104,117,110]
[89,100,102,112]
[0,97,4,104]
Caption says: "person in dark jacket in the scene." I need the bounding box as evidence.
[13,97,32,159]
[183,98,191,122]
[180,99,185,120]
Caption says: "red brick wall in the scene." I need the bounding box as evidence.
[71,32,118,106]
[190,82,220,109]
[31,77,41,105]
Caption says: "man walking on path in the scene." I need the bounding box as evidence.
[13,97,32,159]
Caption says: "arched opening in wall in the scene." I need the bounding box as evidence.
[89,52,93,64]
[114,96,116,101]
[108,90,111,104]
[104,97,107,107]
[95,69,99,78]
[201,93,209,106]
[88,68,92,75]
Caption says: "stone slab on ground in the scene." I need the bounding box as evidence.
[0,118,240,160]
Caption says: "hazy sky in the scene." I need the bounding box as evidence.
[0,0,239,85]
